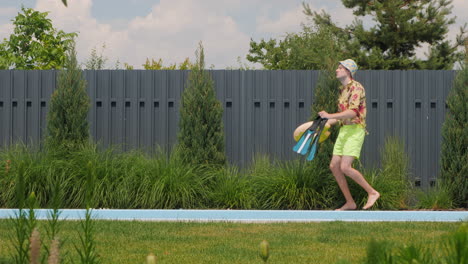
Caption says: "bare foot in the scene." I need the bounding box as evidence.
[363,192,380,210]
[335,202,357,211]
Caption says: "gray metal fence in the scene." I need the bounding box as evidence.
[0,70,456,188]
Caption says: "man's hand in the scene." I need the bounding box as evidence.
[319,111,338,126]
[318,111,331,119]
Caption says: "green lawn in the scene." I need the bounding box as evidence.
[0,220,463,263]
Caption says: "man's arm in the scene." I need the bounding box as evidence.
[319,110,357,125]
[326,119,338,126]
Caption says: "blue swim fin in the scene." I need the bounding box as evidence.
[305,117,328,161]
[293,129,314,155]
[306,136,319,161]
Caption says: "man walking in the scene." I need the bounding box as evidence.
[318,59,380,210]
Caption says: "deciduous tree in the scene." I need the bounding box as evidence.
[0,7,76,69]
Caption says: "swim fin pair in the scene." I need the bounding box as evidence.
[292,117,329,161]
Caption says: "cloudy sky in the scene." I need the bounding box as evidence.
[0,0,466,69]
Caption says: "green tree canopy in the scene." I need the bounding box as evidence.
[247,23,348,70]
[248,1,467,70]
[0,7,76,69]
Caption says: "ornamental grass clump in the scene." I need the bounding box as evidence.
[251,155,338,210]
[136,147,211,209]
[206,165,257,209]
[372,136,411,209]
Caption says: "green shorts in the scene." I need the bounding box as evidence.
[333,124,365,159]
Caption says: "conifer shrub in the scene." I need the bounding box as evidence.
[46,41,90,153]
[440,53,468,208]
[177,42,226,166]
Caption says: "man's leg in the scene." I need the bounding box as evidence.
[330,155,357,210]
[340,156,380,209]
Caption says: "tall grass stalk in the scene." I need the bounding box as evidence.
[42,169,64,264]
[8,194,38,264]
[8,159,39,264]
[75,152,100,264]
[9,209,29,264]
[75,209,99,264]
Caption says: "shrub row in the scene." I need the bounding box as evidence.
[0,136,439,210]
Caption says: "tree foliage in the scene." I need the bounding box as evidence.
[177,42,226,166]
[248,1,467,70]
[46,42,90,151]
[247,23,348,70]
[440,43,468,207]
[143,58,193,70]
[0,7,76,69]
[84,44,108,70]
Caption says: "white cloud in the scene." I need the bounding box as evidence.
[0,8,16,40]
[33,0,250,69]
[0,24,13,40]
[0,7,16,18]
[256,5,305,35]
[448,0,468,41]
[35,0,128,68]
[125,0,251,68]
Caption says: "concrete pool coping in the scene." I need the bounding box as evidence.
[1,209,467,222]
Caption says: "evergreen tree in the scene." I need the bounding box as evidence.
[440,43,468,207]
[177,42,226,166]
[46,41,90,151]
[248,1,466,70]
[307,0,466,69]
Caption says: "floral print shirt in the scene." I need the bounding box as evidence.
[337,80,367,128]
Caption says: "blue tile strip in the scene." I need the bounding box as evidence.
[0,209,467,222]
